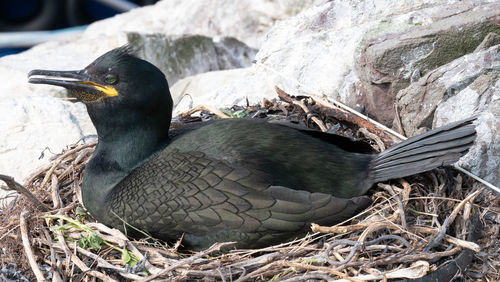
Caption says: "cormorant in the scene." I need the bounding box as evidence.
[28,46,476,250]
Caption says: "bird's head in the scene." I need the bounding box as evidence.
[28,45,173,135]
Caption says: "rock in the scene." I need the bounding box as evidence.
[434,74,499,186]
[254,0,499,127]
[395,45,499,186]
[0,33,257,100]
[129,33,257,85]
[0,94,95,185]
[84,0,323,48]
[170,67,276,116]
[396,45,499,135]
[355,2,500,125]
[474,32,500,52]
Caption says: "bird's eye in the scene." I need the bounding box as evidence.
[104,74,118,85]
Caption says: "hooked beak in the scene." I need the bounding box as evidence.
[28,69,118,103]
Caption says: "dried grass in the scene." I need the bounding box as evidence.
[0,94,498,281]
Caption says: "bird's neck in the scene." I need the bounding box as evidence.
[82,122,170,217]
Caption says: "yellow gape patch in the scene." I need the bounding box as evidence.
[77,81,118,97]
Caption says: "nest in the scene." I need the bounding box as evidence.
[0,89,499,281]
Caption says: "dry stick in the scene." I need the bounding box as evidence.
[399,179,412,205]
[86,222,163,275]
[424,189,482,252]
[274,86,328,132]
[411,226,480,252]
[179,105,230,119]
[0,174,51,212]
[23,162,53,187]
[172,232,185,253]
[279,272,337,282]
[40,159,62,189]
[20,211,48,282]
[33,142,96,186]
[67,242,119,282]
[52,231,118,282]
[235,260,282,282]
[60,245,144,280]
[73,147,94,165]
[58,142,97,161]
[358,128,386,151]
[393,103,406,136]
[54,230,72,275]
[379,183,407,229]
[364,247,462,268]
[42,228,65,282]
[279,261,359,281]
[0,224,20,241]
[50,175,62,209]
[139,242,234,282]
[294,99,328,132]
[311,97,398,145]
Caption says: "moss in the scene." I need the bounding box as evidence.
[418,22,500,74]
[359,19,419,50]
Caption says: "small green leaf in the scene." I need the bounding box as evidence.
[75,206,87,216]
[78,235,88,248]
[87,232,103,250]
[219,109,232,116]
[121,250,131,264]
[49,224,73,231]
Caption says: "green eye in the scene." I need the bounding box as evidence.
[105,75,118,85]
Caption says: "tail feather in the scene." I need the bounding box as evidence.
[374,135,476,169]
[371,117,476,183]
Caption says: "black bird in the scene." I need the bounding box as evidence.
[28,46,476,250]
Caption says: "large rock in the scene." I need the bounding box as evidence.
[396,45,499,135]
[254,0,499,126]
[170,67,275,116]
[356,2,500,125]
[85,0,323,48]
[129,33,257,85]
[0,0,318,102]
[435,75,499,187]
[0,94,95,183]
[0,33,256,99]
[396,45,499,186]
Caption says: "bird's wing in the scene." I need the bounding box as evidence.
[107,150,371,248]
[268,120,375,153]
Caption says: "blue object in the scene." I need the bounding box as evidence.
[0,0,154,57]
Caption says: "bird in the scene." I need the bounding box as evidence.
[28,45,477,250]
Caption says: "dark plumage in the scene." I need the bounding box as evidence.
[28,46,477,250]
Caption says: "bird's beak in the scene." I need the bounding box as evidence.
[28,69,118,103]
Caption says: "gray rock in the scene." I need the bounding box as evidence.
[395,45,499,186]
[129,33,257,85]
[434,74,499,186]
[356,1,500,125]
[170,67,276,116]
[474,32,500,52]
[0,94,95,184]
[396,45,499,135]
[253,0,495,126]
[84,0,323,48]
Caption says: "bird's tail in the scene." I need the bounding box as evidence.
[371,117,477,183]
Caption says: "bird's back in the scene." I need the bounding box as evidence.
[101,119,374,249]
